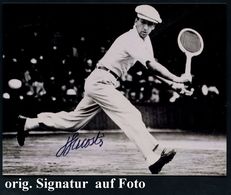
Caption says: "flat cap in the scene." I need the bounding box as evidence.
[135,5,162,24]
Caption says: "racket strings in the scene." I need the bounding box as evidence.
[180,31,202,53]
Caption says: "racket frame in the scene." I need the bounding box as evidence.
[177,28,204,77]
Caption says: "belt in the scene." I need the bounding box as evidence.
[97,66,119,80]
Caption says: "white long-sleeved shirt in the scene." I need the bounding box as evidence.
[97,26,155,78]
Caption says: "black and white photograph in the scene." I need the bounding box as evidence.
[1,2,227,180]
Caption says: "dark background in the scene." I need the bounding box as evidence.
[2,4,226,87]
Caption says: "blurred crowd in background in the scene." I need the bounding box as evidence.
[2,29,220,112]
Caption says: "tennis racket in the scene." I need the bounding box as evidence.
[177,28,204,77]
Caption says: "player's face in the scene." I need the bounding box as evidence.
[135,18,156,39]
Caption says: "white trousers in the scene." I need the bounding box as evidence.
[37,69,161,165]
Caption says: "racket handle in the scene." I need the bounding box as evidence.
[185,55,192,77]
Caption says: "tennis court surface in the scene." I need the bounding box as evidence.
[2,129,226,176]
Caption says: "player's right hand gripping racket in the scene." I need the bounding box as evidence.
[177,28,204,78]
